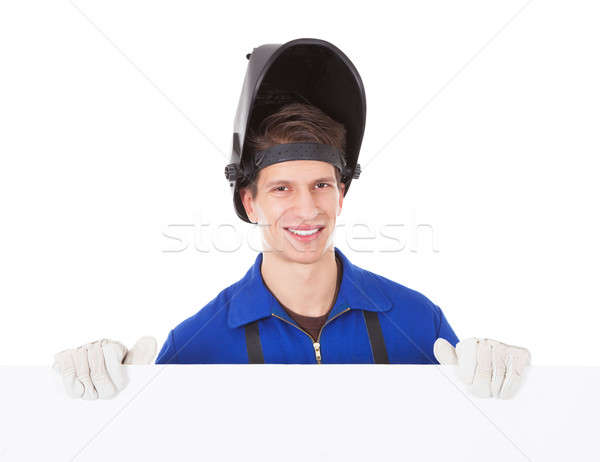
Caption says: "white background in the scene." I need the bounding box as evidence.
[1,0,598,365]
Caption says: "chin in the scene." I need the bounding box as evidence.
[279,233,333,264]
[284,248,323,264]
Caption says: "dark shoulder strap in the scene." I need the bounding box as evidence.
[244,320,264,364]
[362,310,390,364]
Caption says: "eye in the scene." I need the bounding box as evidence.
[316,182,331,189]
[272,185,288,192]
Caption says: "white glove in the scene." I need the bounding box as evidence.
[433,337,531,399]
[52,336,157,400]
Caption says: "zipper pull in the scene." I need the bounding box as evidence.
[313,342,322,363]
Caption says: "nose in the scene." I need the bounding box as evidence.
[294,187,319,220]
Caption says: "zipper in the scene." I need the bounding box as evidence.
[271,306,351,364]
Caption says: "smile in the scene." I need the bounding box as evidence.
[284,226,325,241]
[287,227,322,236]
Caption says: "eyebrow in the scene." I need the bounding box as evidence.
[264,176,336,188]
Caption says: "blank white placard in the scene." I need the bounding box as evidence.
[0,365,597,461]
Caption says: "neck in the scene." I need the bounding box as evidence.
[261,247,338,317]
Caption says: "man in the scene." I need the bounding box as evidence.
[53,38,531,401]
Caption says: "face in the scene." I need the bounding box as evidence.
[240,160,345,264]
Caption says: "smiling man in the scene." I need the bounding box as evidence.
[53,38,532,401]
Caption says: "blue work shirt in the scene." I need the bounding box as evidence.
[155,246,459,364]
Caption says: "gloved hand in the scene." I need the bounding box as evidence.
[52,336,157,400]
[433,337,531,399]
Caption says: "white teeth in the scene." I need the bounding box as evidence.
[288,228,321,236]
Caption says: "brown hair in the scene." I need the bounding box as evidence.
[240,102,347,198]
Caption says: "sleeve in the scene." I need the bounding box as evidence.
[433,304,460,348]
[155,329,179,364]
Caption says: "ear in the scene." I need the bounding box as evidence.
[337,181,345,215]
[240,187,257,223]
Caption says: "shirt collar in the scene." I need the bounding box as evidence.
[227,246,392,329]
